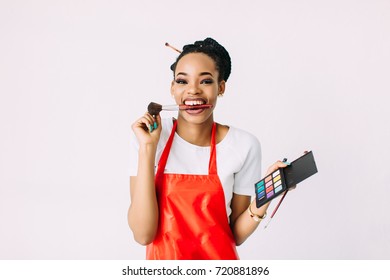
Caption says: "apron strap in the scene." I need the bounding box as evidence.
[156,121,218,178]
[155,120,177,183]
[208,122,217,175]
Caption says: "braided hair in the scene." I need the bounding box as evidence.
[170,38,232,82]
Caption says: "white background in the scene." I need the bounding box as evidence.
[0,0,389,260]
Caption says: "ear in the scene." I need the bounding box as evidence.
[218,80,226,95]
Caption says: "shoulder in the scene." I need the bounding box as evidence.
[217,124,261,162]
[221,125,261,149]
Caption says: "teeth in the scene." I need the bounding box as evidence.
[184,100,205,106]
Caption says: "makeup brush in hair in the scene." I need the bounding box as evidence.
[165,42,182,53]
[147,102,213,115]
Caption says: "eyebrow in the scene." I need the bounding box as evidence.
[176,72,214,77]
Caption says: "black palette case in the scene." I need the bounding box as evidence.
[255,151,318,208]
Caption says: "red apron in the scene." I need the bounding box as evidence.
[146,121,239,260]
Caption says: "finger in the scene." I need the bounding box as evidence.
[265,160,288,176]
[145,112,161,133]
[132,116,152,132]
[155,113,161,124]
[153,114,162,132]
[143,112,155,125]
[143,112,160,132]
[274,160,289,168]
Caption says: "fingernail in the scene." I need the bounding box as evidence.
[284,161,291,165]
[153,122,158,129]
[149,124,154,133]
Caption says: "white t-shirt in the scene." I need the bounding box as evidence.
[129,118,262,217]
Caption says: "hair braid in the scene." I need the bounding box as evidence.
[170,38,232,82]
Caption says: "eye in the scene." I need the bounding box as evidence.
[201,79,214,85]
[175,79,187,84]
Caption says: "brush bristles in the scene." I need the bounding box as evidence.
[147,102,162,115]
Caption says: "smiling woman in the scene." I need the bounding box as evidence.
[127,38,289,260]
[171,52,222,127]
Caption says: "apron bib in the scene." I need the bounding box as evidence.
[146,121,239,260]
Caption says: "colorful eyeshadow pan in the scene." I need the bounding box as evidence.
[274,185,283,193]
[266,191,274,198]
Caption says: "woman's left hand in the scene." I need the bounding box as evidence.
[264,160,289,177]
[264,151,310,189]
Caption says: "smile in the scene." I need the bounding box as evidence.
[183,98,207,106]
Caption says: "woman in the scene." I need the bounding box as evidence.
[128,38,288,259]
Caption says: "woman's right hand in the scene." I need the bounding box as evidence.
[131,112,162,147]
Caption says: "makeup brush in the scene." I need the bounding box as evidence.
[147,102,213,115]
[264,190,289,229]
[263,158,291,229]
[165,42,182,53]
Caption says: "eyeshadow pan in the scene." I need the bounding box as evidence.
[274,185,283,194]
[266,190,274,198]
[258,191,265,199]
[256,181,264,187]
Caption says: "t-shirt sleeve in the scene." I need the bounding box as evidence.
[233,134,262,196]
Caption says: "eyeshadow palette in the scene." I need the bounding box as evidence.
[255,151,318,208]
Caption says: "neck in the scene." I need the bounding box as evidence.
[176,116,214,147]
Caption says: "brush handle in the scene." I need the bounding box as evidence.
[147,103,214,115]
[161,105,180,111]
[162,104,213,111]
[178,104,213,110]
[148,102,213,115]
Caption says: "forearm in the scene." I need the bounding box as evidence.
[231,160,290,245]
[128,144,159,245]
[231,200,270,246]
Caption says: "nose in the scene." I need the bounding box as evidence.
[187,81,200,95]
